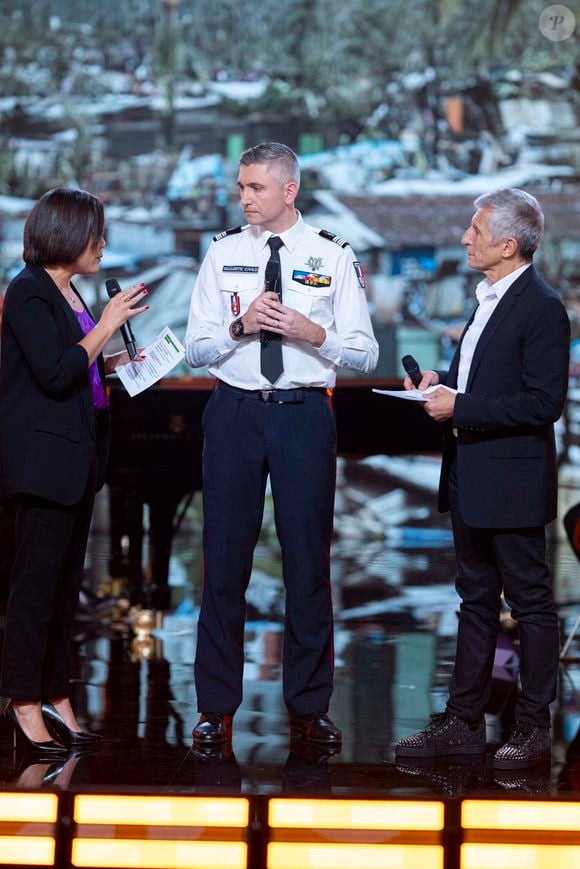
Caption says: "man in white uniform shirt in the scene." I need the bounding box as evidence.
[185,142,378,747]
[396,188,569,769]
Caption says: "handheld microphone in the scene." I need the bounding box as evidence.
[264,260,281,297]
[105,278,137,361]
[262,262,281,347]
[401,354,422,388]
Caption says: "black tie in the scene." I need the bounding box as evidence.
[260,235,284,384]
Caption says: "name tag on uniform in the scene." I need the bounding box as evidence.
[222,265,259,273]
[291,270,332,288]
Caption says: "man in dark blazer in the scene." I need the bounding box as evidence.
[396,188,570,769]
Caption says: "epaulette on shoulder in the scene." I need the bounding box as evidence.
[318,229,350,249]
[213,225,245,243]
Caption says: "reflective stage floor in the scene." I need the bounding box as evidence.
[0,455,579,855]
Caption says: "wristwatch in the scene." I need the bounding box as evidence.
[230,317,244,339]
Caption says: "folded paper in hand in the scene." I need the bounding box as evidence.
[372,385,457,402]
[116,327,185,397]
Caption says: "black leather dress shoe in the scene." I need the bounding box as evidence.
[289,713,342,745]
[192,713,233,746]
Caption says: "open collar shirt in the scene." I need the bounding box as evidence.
[457,263,531,394]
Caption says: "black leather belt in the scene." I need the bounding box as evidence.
[218,381,329,403]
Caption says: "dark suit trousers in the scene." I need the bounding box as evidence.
[195,384,336,716]
[0,450,98,701]
[446,457,559,728]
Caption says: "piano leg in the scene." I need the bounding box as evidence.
[109,489,182,612]
[108,488,146,606]
[128,497,146,606]
[147,498,181,611]
[109,488,129,579]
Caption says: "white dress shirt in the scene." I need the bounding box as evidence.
[185,212,378,389]
[457,263,531,393]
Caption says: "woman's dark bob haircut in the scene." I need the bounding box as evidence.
[23,187,105,267]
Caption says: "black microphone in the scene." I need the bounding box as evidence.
[264,260,281,297]
[105,278,137,361]
[402,354,422,388]
[262,261,281,346]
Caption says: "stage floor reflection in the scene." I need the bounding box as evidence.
[0,455,578,800]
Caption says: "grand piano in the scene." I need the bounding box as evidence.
[107,377,443,608]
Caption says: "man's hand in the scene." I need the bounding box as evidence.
[403,369,440,391]
[423,387,456,422]
[238,292,278,335]
[255,294,325,347]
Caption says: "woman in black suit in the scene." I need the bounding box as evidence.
[0,187,148,754]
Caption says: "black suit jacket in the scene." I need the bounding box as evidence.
[0,265,110,505]
[438,265,569,528]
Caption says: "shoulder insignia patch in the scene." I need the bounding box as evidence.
[213,225,244,242]
[318,229,350,249]
[353,261,366,289]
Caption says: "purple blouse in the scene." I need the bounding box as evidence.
[73,308,109,410]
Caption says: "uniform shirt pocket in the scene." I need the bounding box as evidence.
[285,281,332,319]
[218,275,259,322]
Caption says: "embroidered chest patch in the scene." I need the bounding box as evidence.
[222,265,259,273]
[291,270,332,288]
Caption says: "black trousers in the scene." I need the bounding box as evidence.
[195,383,337,716]
[0,450,98,701]
[446,457,559,728]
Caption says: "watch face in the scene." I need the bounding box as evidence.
[231,318,244,338]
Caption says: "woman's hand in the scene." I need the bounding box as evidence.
[98,283,149,333]
[104,348,146,374]
[80,283,150,367]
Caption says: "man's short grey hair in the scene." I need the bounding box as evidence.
[239,142,300,185]
[474,188,544,260]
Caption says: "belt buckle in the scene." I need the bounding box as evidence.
[261,389,273,402]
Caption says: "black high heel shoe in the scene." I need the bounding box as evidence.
[41,702,103,747]
[4,704,68,758]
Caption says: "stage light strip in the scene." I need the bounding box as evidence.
[0,835,55,866]
[71,838,247,869]
[268,842,444,869]
[74,795,249,827]
[461,800,580,832]
[461,843,580,869]
[268,798,445,830]
[0,793,59,823]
